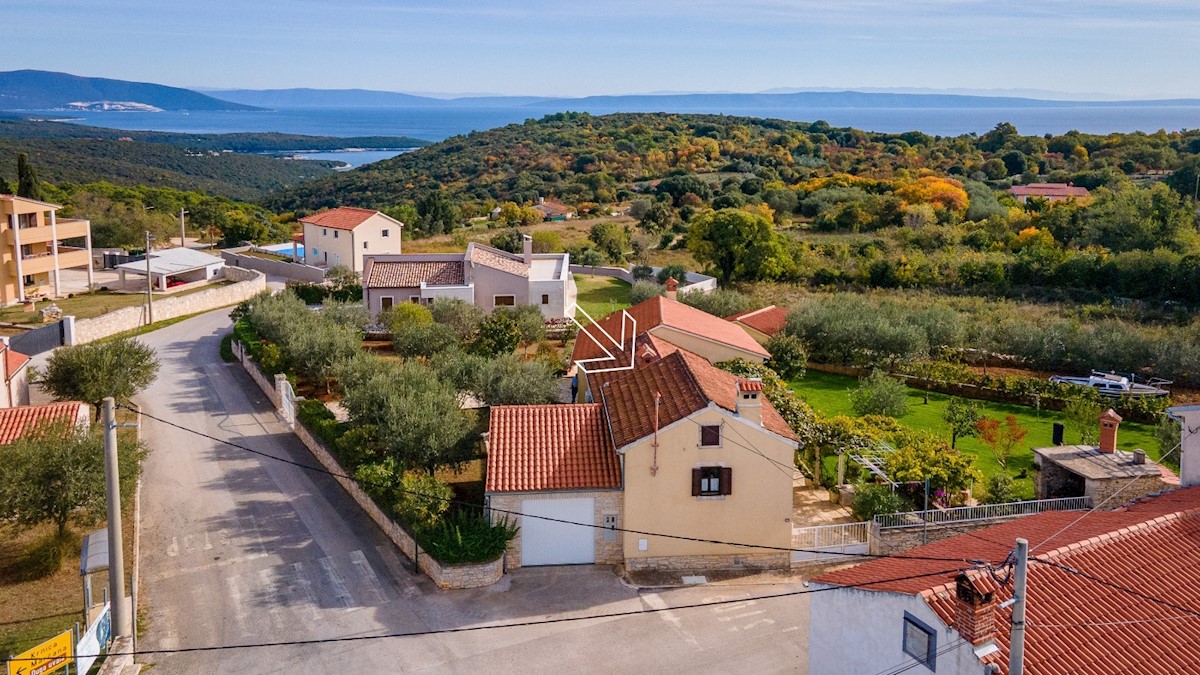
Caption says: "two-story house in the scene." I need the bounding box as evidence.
[0,194,94,304]
[299,207,403,274]
[485,349,798,570]
[362,236,577,319]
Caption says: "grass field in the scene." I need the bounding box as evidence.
[0,283,230,325]
[790,369,1162,499]
[573,274,631,322]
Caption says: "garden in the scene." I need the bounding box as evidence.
[231,290,575,567]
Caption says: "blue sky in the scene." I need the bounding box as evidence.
[9,1,1200,98]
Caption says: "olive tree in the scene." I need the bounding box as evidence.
[42,337,160,406]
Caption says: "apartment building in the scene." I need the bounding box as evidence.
[0,195,94,304]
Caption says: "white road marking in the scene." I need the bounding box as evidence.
[288,562,322,622]
[319,556,355,609]
[711,602,753,614]
[643,593,698,645]
[375,544,420,598]
[348,549,388,605]
[719,610,766,622]
[258,568,285,631]
[203,531,213,550]
[742,618,775,631]
[167,537,178,557]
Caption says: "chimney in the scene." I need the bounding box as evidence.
[954,574,997,647]
[1133,449,1146,465]
[665,276,679,301]
[736,378,763,426]
[538,196,546,205]
[522,234,533,266]
[1098,408,1122,454]
[1169,406,1200,487]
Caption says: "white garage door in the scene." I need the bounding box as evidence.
[521,497,595,566]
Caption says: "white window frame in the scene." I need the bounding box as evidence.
[379,296,394,311]
[382,229,390,238]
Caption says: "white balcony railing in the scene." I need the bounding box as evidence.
[873,496,1093,530]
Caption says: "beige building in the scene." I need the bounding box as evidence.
[299,207,403,274]
[486,349,798,571]
[0,194,94,304]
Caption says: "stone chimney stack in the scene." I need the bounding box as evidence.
[1168,405,1200,487]
[665,276,679,301]
[522,234,533,266]
[954,574,997,647]
[1099,408,1122,454]
[736,378,763,426]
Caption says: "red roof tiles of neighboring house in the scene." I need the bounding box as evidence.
[600,350,797,448]
[535,200,573,217]
[0,401,88,445]
[1008,183,1091,198]
[726,305,789,338]
[573,295,770,366]
[486,404,621,492]
[299,207,383,231]
[366,261,464,288]
[4,346,30,381]
[469,244,528,277]
[815,486,1200,675]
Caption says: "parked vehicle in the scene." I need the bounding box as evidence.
[1049,371,1171,398]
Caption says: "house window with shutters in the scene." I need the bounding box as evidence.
[692,466,731,497]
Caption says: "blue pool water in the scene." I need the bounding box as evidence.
[259,242,304,259]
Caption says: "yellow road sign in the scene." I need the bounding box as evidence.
[6,629,72,675]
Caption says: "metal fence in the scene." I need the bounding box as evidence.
[873,496,1093,530]
[10,320,65,355]
[791,521,870,563]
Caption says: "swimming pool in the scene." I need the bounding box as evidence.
[259,242,304,259]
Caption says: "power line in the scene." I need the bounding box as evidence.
[876,638,969,675]
[4,565,969,664]
[1029,557,1200,620]
[130,405,994,564]
[1030,615,1200,630]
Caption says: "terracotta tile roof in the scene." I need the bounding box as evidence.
[366,261,464,288]
[726,305,789,338]
[470,244,528,277]
[535,200,573,217]
[815,486,1200,675]
[1009,183,1091,198]
[4,346,30,381]
[486,404,620,492]
[572,295,769,366]
[582,332,682,394]
[0,402,87,445]
[599,350,797,448]
[299,207,382,231]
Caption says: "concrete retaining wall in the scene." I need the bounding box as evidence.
[73,267,266,344]
[625,552,788,572]
[232,346,503,590]
[223,247,327,283]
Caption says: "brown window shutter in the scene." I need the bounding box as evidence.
[720,467,732,495]
[691,468,702,496]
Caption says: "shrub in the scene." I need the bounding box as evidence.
[474,355,559,405]
[392,322,459,358]
[321,298,371,332]
[851,483,912,521]
[656,264,688,285]
[417,509,518,564]
[394,473,454,530]
[631,264,654,281]
[678,288,752,317]
[219,333,235,362]
[630,280,665,304]
[850,369,910,418]
[430,298,486,342]
[385,302,434,330]
[766,334,807,380]
[297,399,343,447]
[982,472,1018,505]
[259,343,287,375]
[473,312,521,357]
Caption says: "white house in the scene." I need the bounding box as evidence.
[362,236,577,319]
[299,207,403,273]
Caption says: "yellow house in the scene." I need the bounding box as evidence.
[0,194,94,304]
[487,349,798,572]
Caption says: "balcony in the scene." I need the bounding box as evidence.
[7,218,90,245]
[19,248,91,275]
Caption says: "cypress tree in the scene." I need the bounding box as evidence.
[16,153,42,201]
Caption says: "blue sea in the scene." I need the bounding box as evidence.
[41,104,1200,167]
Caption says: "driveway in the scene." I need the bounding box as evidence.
[129,308,809,673]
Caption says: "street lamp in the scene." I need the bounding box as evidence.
[179,208,189,248]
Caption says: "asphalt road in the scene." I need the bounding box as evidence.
[133,308,810,673]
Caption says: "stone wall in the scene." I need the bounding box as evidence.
[222,247,327,283]
[488,490,623,569]
[871,516,1038,555]
[625,552,788,572]
[1086,474,1169,507]
[72,267,266,344]
[232,348,502,589]
[233,341,280,408]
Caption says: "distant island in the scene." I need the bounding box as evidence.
[0,69,261,112]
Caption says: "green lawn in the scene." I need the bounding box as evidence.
[0,284,230,325]
[573,274,631,322]
[791,369,1162,499]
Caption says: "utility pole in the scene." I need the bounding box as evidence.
[144,231,154,324]
[102,398,131,638]
[1009,537,1029,675]
[179,208,188,248]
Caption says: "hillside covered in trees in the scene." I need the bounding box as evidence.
[268,112,1200,305]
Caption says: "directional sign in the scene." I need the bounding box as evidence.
[6,629,72,675]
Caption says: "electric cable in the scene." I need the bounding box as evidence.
[129,404,997,564]
[875,637,969,675]
[1028,557,1200,619]
[4,565,969,664]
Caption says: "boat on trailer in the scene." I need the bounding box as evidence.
[1049,371,1171,398]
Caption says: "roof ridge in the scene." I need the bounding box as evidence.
[1034,502,1199,564]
